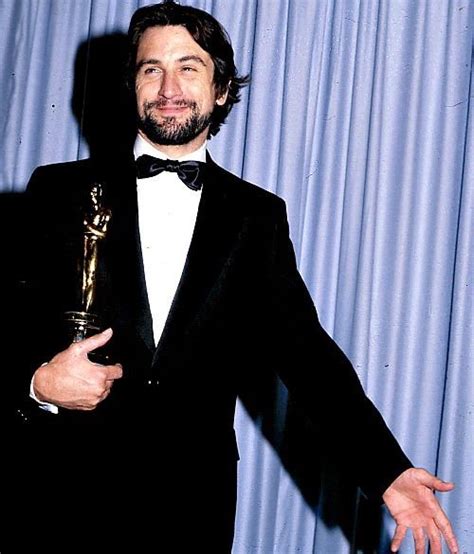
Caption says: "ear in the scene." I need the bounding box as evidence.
[215,80,231,106]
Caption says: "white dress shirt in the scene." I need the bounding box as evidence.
[134,134,205,346]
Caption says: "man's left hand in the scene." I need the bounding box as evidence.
[383,467,459,553]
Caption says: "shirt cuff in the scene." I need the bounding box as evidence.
[29,366,59,415]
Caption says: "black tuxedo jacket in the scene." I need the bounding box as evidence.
[4,154,411,550]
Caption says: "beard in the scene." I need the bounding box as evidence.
[137,99,213,145]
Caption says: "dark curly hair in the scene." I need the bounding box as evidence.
[127,1,249,137]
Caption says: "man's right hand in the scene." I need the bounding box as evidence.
[32,328,123,411]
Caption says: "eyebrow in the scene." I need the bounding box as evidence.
[136,55,208,72]
[178,55,207,67]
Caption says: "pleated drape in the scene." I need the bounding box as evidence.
[1,1,472,552]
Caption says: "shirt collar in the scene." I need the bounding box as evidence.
[133,134,207,163]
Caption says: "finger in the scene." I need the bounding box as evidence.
[426,520,442,554]
[98,387,112,403]
[104,363,123,380]
[435,514,459,553]
[73,328,113,354]
[413,527,426,554]
[391,525,407,552]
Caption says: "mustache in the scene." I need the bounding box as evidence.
[144,99,197,110]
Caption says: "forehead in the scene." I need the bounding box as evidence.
[136,25,213,65]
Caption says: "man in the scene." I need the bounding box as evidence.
[6,2,458,552]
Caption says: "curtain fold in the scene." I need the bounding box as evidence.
[1,1,472,552]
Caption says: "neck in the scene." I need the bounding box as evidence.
[138,129,208,159]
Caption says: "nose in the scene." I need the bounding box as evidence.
[159,71,181,99]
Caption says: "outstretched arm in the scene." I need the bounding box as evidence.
[383,467,459,553]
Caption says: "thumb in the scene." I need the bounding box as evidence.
[74,327,113,354]
[420,470,455,492]
[432,478,455,492]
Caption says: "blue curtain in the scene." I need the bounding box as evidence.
[1,1,472,552]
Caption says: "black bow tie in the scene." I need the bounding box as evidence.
[135,154,204,191]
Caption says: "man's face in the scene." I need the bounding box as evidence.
[135,25,228,147]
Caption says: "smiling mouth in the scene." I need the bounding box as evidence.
[156,105,189,116]
[144,101,193,119]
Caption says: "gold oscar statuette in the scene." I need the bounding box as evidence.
[63,182,112,344]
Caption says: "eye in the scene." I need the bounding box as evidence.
[181,66,197,72]
[144,67,160,74]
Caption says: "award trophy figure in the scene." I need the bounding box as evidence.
[63,183,111,346]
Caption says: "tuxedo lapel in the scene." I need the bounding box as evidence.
[105,159,155,361]
[152,158,244,374]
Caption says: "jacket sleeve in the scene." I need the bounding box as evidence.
[2,166,76,424]
[267,200,412,501]
[1,169,44,422]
